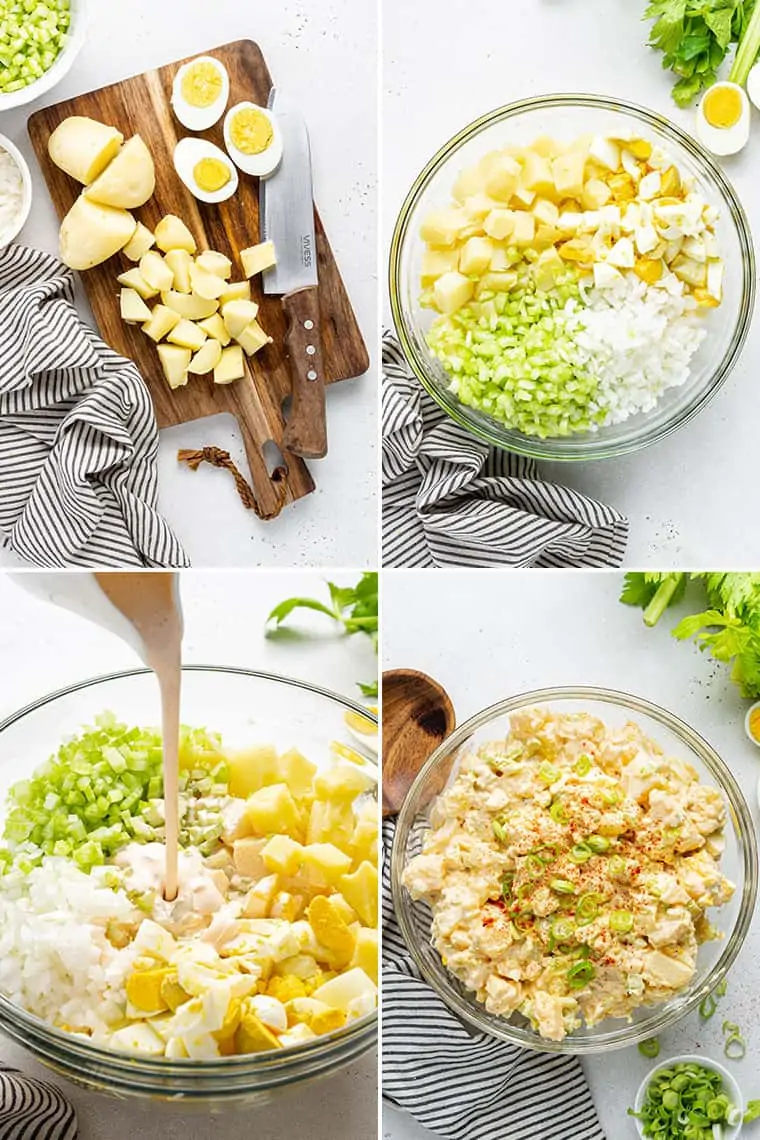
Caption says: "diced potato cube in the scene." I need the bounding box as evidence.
[140,250,174,293]
[122,222,156,262]
[222,299,261,338]
[246,783,302,838]
[350,809,378,867]
[117,267,158,300]
[432,271,473,315]
[277,748,317,799]
[533,224,560,251]
[459,236,493,276]
[489,245,514,272]
[420,248,459,287]
[313,762,375,801]
[240,240,277,278]
[306,798,355,849]
[196,250,232,279]
[483,208,515,241]
[214,344,245,385]
[552,152,586,200]
[160,291,219,320]
[350,928,378,984]
[606,237,635,269]
[219,280,251,306]
[520,151,554,196]
[511,212,535,247]
[671,254,706,289]
[511,182,536,208]
[167,319,207,351]
[229,745,279,798]
[532,135,564,159]
[188,339,223,375]
[156,344,190,390]
[451,163,485,203]
[154,214,197,254]
[197,313,231,346]
[164,249,193,294]
[588,136,620,172]
[262,835,305,875]
[484,154,522,203]
[311,968,377,1014]
[302,843,352,887]
[189,262,227,301]
[236,320,272,357]
[531,198,560,227]
[142,304,181,343]
[419,208,468,247]
[120,287,152,324]
[582,178,612,210]
[232,837,267,880]
[241,873,280,918]
[462,193,501,222]
[639,171,662,201]
[338,862,378,927]
[109,1022,164,1056]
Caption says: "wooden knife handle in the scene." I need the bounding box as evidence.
[282,286,328,459]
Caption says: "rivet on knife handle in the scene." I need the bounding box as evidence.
[282,285,327,459]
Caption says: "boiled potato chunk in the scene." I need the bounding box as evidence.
[350,929,378,983]
[214,344,245,385]
[307,799,354,849]
[167,319,207,351]
[420,208,466,247]
[240,240,276,278]
[261,835,304,876]
[142,304,181,343]
[311,968,376,1013]
[48,116,123,184]
[339,862,378,927]
[60,196,136,271]
[122,222,155,262]
[278,749,317,798]
[484,154,522,203]
[459,236,493,276]
[236,320,272,357]
[188,339,223,375]
[140,251,174,293]
[245,783,302,837]
[120,287,152,324]
[313,761,374,801]
[520,151,554,196]
[154,214,197,254]
[222,299,260,338]
[552,152,586,200]
[164,249,192,294]
[189,262,227,301]
[84,135,155,209]
[197,313,231,346]
[302,843,352,886]
[157,344,190,390]
[421,248,459,287]
[196,250,232,278]
[432,270,473,315]
[161,291,219,320]
[228,745,279,797]
[220,280,251,306]
[117,267,158,300]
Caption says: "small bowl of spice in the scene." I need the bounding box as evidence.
[0,135,32,247]
[745,702,760,748]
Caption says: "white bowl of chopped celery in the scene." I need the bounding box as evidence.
[0,0,88,112]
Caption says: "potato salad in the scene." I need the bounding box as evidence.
[0,717,378,1059]
[403,707,734,1042]
[420,133,724,438]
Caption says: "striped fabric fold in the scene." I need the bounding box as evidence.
[0,245,189,567]
[382,820,606,1140]
[0,1064,77,1139]
[382,332,628,568]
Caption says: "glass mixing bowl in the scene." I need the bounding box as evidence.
[0,666,377,1102]
[392,686,757,1054]
[389,94,755,460]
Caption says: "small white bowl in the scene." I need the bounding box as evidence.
[633,1054,744,1139]
[0,0,88,112]
[0,134,32,246]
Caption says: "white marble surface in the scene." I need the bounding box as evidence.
[382,0,760,566]
[0,568,378,1139]
[382,569,760,1140]
[0,0,378,568]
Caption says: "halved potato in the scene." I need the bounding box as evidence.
[84,135,155,209]
[60,196,136,270]
[48,116,123,184]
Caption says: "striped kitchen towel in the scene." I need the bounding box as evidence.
[383,332,628,567]
[383,820,607,1140]
[0,245,189,567]
[0,1064,77,1139]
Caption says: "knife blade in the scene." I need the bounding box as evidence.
[260,89,327,459]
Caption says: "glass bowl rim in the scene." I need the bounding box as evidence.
[0,664,377,1081]
[391,683,758,1054]
[388,92,756,461]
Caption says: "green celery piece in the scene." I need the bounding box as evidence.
[730,0,760,83]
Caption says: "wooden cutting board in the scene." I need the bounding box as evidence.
[27,40,369,518]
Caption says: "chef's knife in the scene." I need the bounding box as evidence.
[260,89,327,459]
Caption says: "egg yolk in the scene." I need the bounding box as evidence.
[750,708,760,742]
[230,108,273,155]
[193,158,231,193]
[181,62,223,109]
[703,86,743,129]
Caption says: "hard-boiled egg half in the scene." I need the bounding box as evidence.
[172,56,229,131]
[695,81,750,156]
[747,61,760,111]
[173,138,238,204]
[223,102,283,177]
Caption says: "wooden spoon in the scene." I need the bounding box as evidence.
[382,668,456,817]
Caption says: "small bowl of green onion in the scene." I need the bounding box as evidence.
[0,0,88,112]
[632,1056,743,1140]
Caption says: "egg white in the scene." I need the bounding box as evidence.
[695,82,750,157]
[223,102,283,178]
[172,56,230,132]
[747,63,760,111]
[173,138,238,204]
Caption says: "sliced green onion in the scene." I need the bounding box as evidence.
[550,878,576,895]
[716,978,728,998]
[700,994,718,1020]
[501,872,515,901]
[538,763,559,786]
[550,917,575,943]
[568,842,593,864]
[725,1034,746,1060]
[607,855,627,878]
[549,800,568,825]
[492,819,507,845]
[524,853,545,879]
[638,1037,660,1058]
[587,834,610,854]
[531,844,557,865]
[575,892,602,926]
[566,960,595,989]
[610,909,634,934]
[629,1060,741,1138]
[574,754,592,776]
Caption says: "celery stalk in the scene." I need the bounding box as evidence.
[729,3,760,86]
